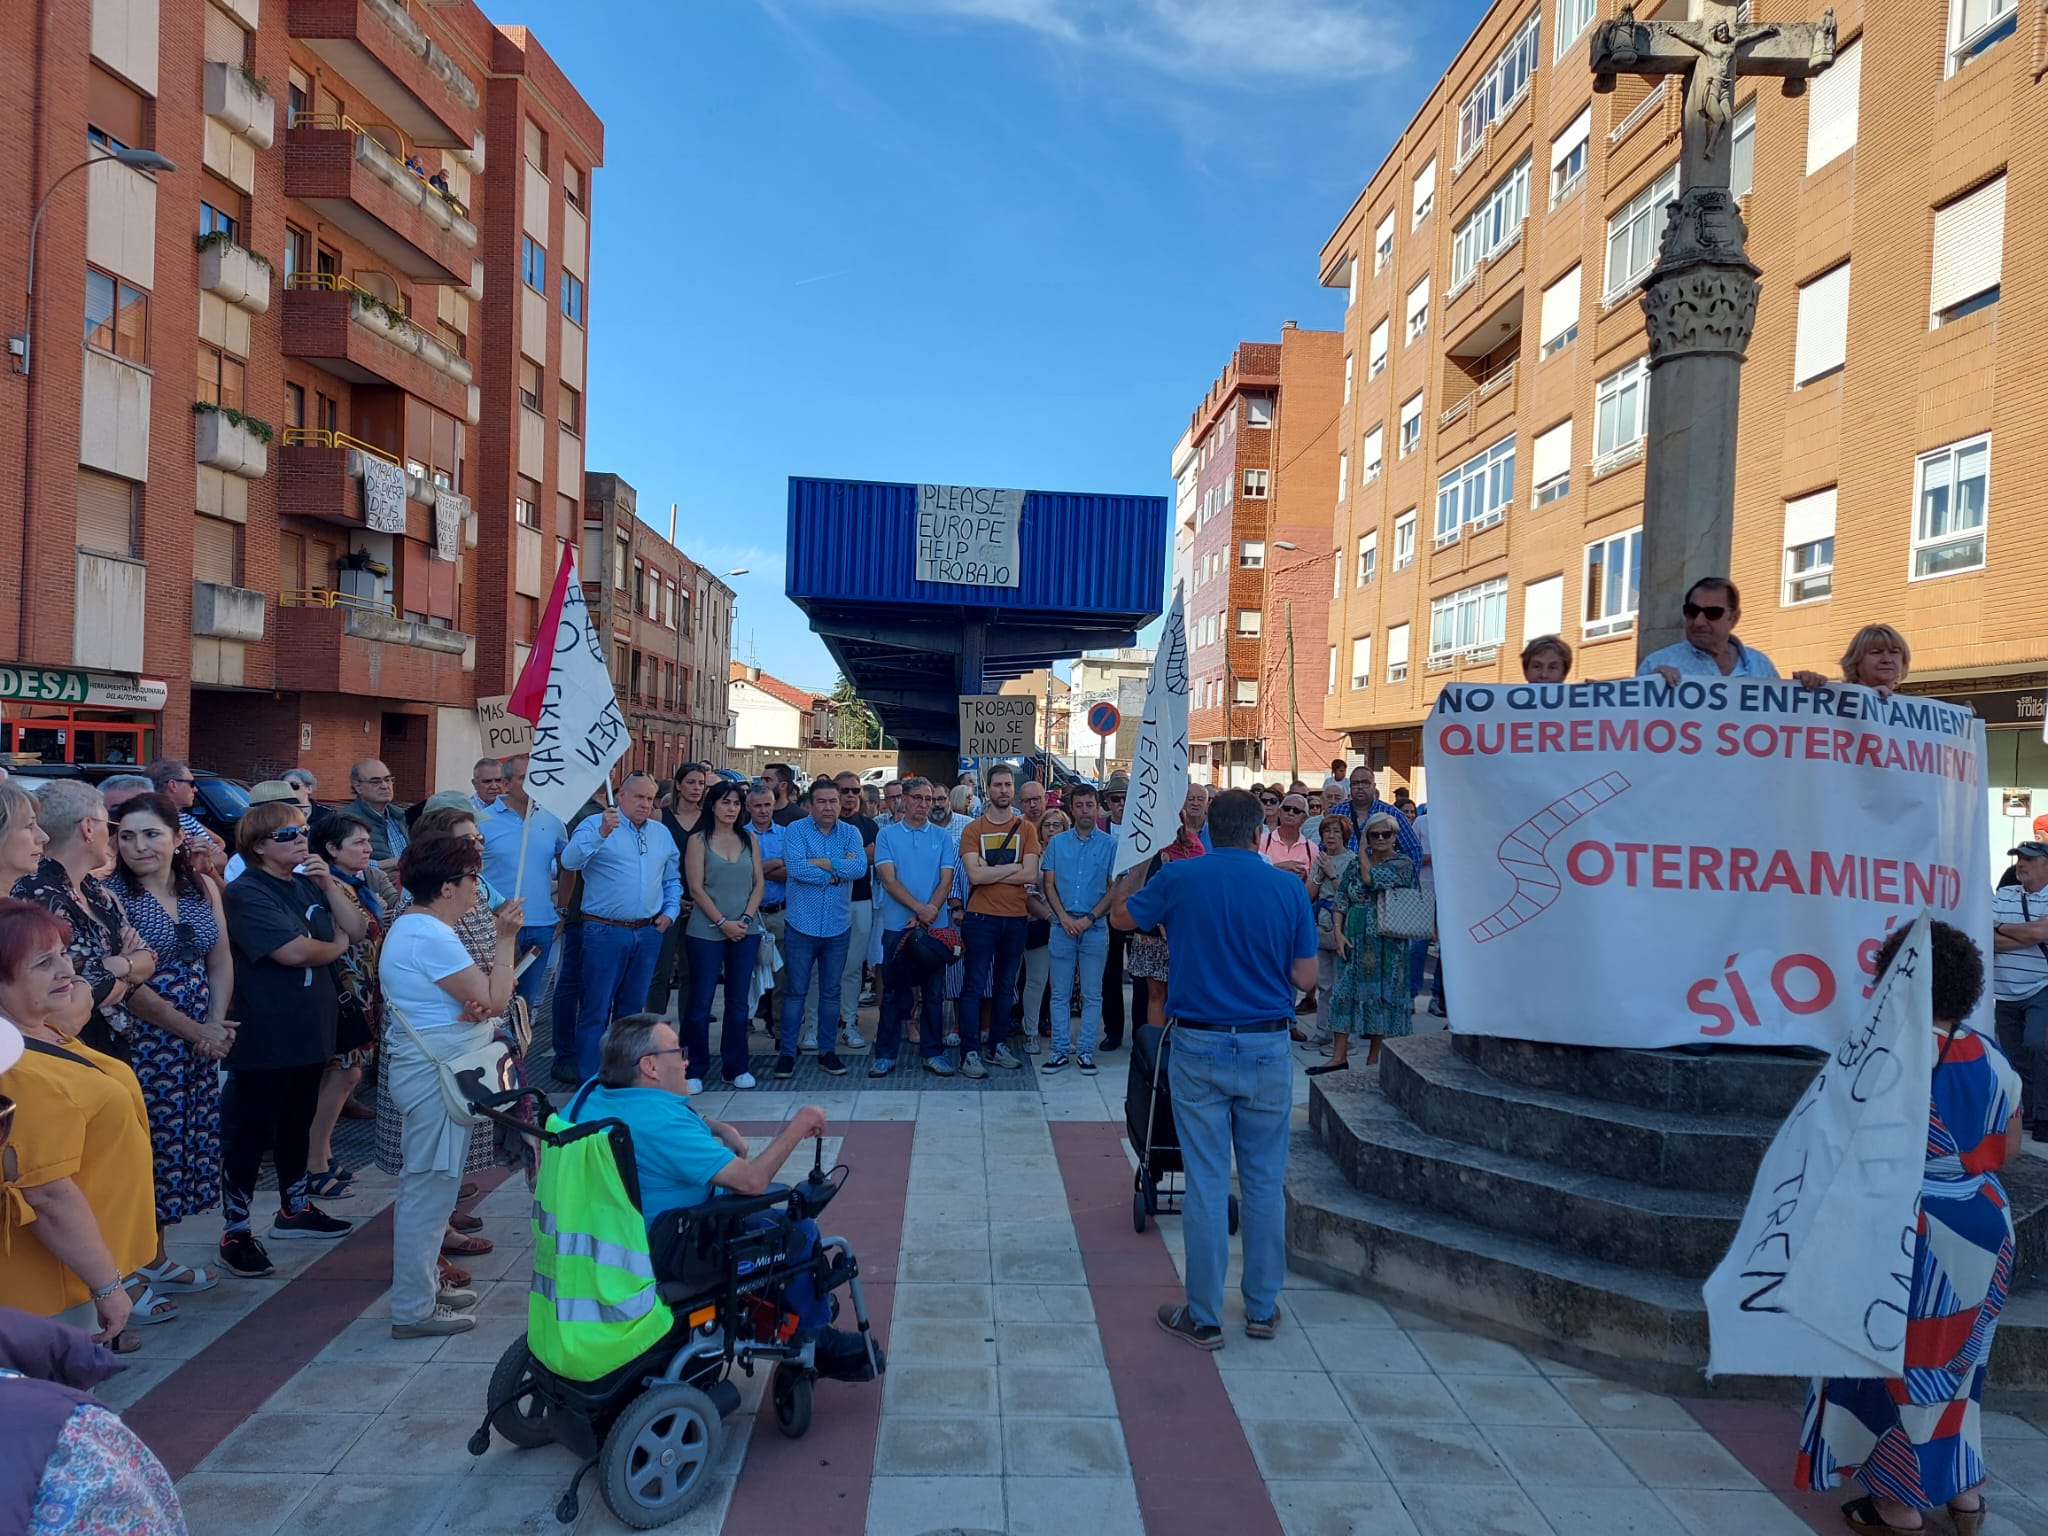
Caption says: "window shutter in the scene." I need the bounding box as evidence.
[76,469,136,557]
[524,116,547,169]
[1364,425,1383,466]
[1386,624,1410,667]
[1783,487,1837,549]
[193,514,239,584]
[1401,396,1422,432]
[1522,574,1564,640]
[203,4,245,64]
[88,65,146,147]
[1351,636,1371,684]
[1369,319,1388,366]
[1374,210,1394,257]
[1793,263,1851,383]
[1540,265,1581,345]
[1804,38,1861,174]
[1532,421,1572,486]
[1412,158,1436,221]
[1551,107,1591,171]
[1930,177,2006,317]
[1406,278,1430,325]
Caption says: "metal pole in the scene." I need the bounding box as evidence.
[1285,599,1299,786]
[1043,666,1054,784]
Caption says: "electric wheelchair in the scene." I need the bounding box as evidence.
[457,1078,885,1529]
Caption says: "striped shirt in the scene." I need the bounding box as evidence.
[1992,882,2048,1001]
[779,816,868,938]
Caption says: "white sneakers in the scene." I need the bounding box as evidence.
[730,1072,757,1090]
[841,1023,868,1051]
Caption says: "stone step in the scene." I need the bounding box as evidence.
[1379,1034,1779,1195]
[1450,1032,1821,1117]
[1309,1075,1743,1279]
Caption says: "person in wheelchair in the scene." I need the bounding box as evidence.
[565,1014,873,1381]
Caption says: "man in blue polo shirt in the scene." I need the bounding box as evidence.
[1039,783,1118,1077]
[871,778,956,1079]
[1117,788,1315,1353]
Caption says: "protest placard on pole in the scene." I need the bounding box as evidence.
[959,695,1036,758]
[507,547,629,826]
[1113,585,1189,879]
[476,694,534,757]
[1703,911,1935,1380]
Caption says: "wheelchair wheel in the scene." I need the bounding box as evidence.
[486,1335,554,1450]
[1228,1194,1240,1236]
[772,1363,814,1439]
[1132,1186,1148,1234]
[599,1383,724,1530]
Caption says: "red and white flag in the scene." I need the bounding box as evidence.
[507,547,628,823]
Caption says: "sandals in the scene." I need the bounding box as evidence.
[304,1169,354,1201]
[122,1280,180,1326]
[441,1230,493,1257]
[108,1329,142,1354]
[438,1257,472,1289]
[135,1259,218,1294]
[1948,1496,1985,1536]
[448,1212,484,1235]
[1841,1496,1923,1534]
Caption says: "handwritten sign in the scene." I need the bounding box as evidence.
[1703,912,1934,1379]
[959,694,1036,758]
[476,694,534,756]
[1112,587,1190,879]
[916,484,1024,588]
[507,549,630,824]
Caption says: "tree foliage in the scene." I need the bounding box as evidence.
[831,674,886,750]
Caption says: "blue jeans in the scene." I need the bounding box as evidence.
[550,921,584,1079]
[1167,1026,1292,1330]
[517,925,556,1014]
[1047,919,1108,1054]
[959,911,1027,1058]
[576,922,664,1080]
[1408,937,1430,998]
[877,929,946,1060]
[779,926,849,1057]
[684,931,761,1082]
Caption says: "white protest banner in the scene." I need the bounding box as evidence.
[432,488,467,562]
[506,547,628,824]
[916,484,1024,588]
[476,694,534,757]
[959,695,1036,758]
[1704,912,1933,1379]
[1113,585,1189,879]
[361,455,407,534]
[1424,679,1989,1049]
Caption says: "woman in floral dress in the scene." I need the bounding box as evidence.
[1313,811,1416,1075]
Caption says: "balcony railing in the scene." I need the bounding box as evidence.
[1440,358,1516,430]
[280,425,401,466]
[280,587,397,617]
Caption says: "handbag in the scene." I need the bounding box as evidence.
[1375,883,1437,940]
[1316,903,1341,953]
[385,1001,508,1128]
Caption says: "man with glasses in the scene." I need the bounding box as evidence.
[1638,576,1780,686]
[146,759,226,861]
[879,780,905,827]
[805,771,876,1055]
[872,778,955,1078]
[561,772,682,1082]
[344,759,410,871]
[1326,764,1425,869]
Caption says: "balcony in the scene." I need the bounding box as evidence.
[287,0,479,149]
[275,594,472,705]
[282,275,473,419]
[197,238,272,315]
[202,61,277,151]
[283,119,477,284]
[193,582,267,642]
[277,427,438,531]
[195,406,271,479]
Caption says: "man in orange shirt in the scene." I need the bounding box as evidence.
[955,763,1041,1079]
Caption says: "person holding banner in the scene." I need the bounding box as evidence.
[1798,922,2018,1536]
[1636,576,1780,685]
[560,773,682,1084]
[1310,812,1418,1077]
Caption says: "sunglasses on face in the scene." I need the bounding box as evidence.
[267,827,308,844]
[1281,806,1306,815]
[1682,603,1729,621]
[1368,830,1400,841]
[1260,797,1280,806]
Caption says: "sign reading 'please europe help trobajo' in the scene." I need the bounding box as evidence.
[915,484,1024,588]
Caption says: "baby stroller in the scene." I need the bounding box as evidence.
[457,1077,885,1529]
[1126,1022,1240,1236]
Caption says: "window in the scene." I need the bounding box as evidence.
[1412,157,1436,226]
[1399,394,1423,457]
[1363,425,1384,482]
[193,513,241,586]
[195,343,246,412]
[1523,574,1564,640]
[1328,646,1338,695]
[521,236,546,291]
[1540,264,1581,357]
[1357,532,1377,587]
[1234,678,1258,705]
[519,357,541,412]
[516,475,541,529]
[1582,528,1642,639]
[1730,101,1756,197]
[1240,540,1265,568]
[76,469,137,558]
[1369,319,1389,377]
[561,272,585,325]
[284,382,306,429]
[1452,155,1531,291]
[199,196,239,244]
[564,162,584,209]
[1550,107,1591,206]
[1374,210,1395,273]
[1805,37,1861,174]
[1406,276,1430,342]
[87,65,146,154]
[1555,0,1597,57]
[83,268,147,362]
[1951,0,2020,70]
[289,67,310,125]
[1347,257,1359,309]
[1237,610,1262,637]
[1457,10,1539,165]
[1912,435,1989,579]
[1386,623,1410,683]
[284,225,309,285]
[1351,635,1373,690]
[1930,176,2006,326]
[1594,357,1650,466]
[1429,577,1508,660]
[1435,434,1516,544]
[1337,451,1349,502]
[1782,488,1836,604]
[524,116,548,171]
[1532,420,1572,503]
[1394,510,1417,569]
[558,382,581,434]
[1243,468,1269,498]
[1343,354,1354,404]
[1793,263,1850,385]
[1605,166,1679,300]
[1245,394,1272,427]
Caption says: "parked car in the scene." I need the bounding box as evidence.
[859,765,898,788]
[1,762,252,842]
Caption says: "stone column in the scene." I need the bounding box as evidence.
[1635,188,1761,661]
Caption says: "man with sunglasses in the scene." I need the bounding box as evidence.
[1638,576,1781,687]
[146,759,227,862]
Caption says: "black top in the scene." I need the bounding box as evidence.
[840,814,879,902]
[771,804,806,827]
[222,869,339,1069]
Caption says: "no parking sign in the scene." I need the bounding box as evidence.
[1087,701,1120,738]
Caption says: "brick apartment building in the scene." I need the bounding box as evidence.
[1316,0,2044,854]
[1179,326,1348,788]
[582,472,736,777]
[0,0,603,794]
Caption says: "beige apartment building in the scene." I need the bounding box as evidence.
[1318,0,2042,855]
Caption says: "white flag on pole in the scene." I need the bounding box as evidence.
[506,547,629,825]
[1703,911,1935,1380]
[1112,584,1190,880]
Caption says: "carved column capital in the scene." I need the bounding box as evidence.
[1640,188,1761,364]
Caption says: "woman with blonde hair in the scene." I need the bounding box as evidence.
[1794,624,1911,697]
[1313,810,1418,1076]
[0,781,50,891]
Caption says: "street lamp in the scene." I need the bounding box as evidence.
[13,146,179,377]
[723,567,748,577]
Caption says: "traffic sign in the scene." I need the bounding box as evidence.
[1087,701,1121,737]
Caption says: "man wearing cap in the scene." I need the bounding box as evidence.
[1993,841,2048,1142]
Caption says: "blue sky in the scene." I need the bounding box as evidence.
[518,0,1493,690]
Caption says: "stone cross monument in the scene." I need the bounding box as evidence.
[1590,2,1838,659]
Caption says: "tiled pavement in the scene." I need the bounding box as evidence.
[102,1002,2048,1535]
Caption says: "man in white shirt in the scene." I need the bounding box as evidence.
[1637,577,1780,686]
[1993,841,2048,1141]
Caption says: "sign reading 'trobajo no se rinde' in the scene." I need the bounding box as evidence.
[959,695,1036,757]
[915,485,1024,588]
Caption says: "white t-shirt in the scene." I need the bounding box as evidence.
[378,911,476,1030]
